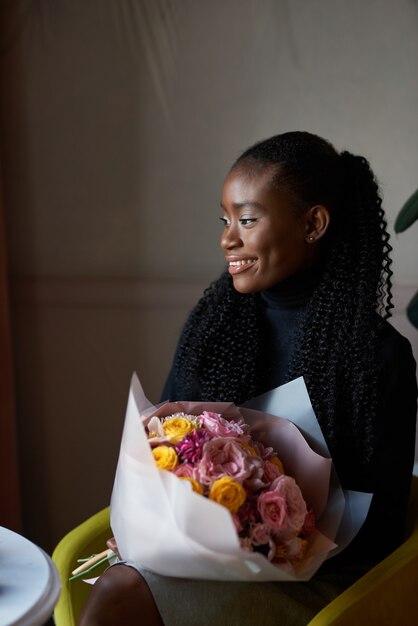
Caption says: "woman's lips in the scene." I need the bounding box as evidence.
[227,258,257,275]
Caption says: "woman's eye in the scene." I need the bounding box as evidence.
[219,216,256,227]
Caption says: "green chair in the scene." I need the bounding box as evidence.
[52,476,418,626]
[308,474,418,625]
[52,507,111,626]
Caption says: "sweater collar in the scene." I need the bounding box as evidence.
[260,266,322,309]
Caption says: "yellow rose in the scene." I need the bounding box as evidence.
[152,445,178,471]
[271,456,284,474]
[162,417,197,444]
[178,476,204,495]
[209,476,246,513]
[239,442,258,457]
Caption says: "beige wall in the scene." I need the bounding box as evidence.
[11,278,204,549]
[1,0,417,551]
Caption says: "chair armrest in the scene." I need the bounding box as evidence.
[308,476,418,625]
[52,507,111,626]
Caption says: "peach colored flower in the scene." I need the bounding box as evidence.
[274,537,308,563]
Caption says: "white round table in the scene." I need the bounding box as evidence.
[0,526,61,626]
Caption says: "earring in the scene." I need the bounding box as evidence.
[307,235,315,242]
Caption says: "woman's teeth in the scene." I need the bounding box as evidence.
[229,259,255,266]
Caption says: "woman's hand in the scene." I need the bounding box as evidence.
[106,536,121,558]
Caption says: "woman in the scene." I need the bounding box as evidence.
[79,132,417,625]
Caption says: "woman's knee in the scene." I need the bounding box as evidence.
[78,564,163,625]
[94,564,144,598]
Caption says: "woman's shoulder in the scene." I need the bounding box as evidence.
[376,318,416,369]
[375,318,417,403]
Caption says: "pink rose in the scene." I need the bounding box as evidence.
[231,513,243,533]
[262,460,283,484]
[250,523,272,546]
[257,488,287,532]
[243,455,265,492]
[196,437,252,485]
[252,440,275,460]
[301,509,316,536]
[200,411,246,437]
[258,475,307,535]
[173,463,194,478]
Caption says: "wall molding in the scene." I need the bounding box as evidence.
[10,276,417,313]
[10,276,208,309]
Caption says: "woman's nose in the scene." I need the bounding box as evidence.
[220,223,242,251]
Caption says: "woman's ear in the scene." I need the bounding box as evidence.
[304,205,330,243]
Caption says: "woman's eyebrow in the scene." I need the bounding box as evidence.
[220,201,266,211]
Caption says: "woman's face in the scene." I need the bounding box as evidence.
[220,165,319,293]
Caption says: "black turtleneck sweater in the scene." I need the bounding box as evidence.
[258,268,319,389]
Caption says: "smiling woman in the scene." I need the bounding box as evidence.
[78,131,417,626]
[220,166,329,292]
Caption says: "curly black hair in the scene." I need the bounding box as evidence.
[174,132,393,464]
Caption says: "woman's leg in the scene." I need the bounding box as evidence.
[77,564,164,626]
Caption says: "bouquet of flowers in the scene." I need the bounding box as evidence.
[147,409,316,572]
[109,374,371,582]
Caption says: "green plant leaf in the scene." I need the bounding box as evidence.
[407,290,418,330]
[395,188,418,233]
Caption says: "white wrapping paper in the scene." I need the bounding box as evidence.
[110,374,371,581]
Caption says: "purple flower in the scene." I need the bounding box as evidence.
[175,429,213,464]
